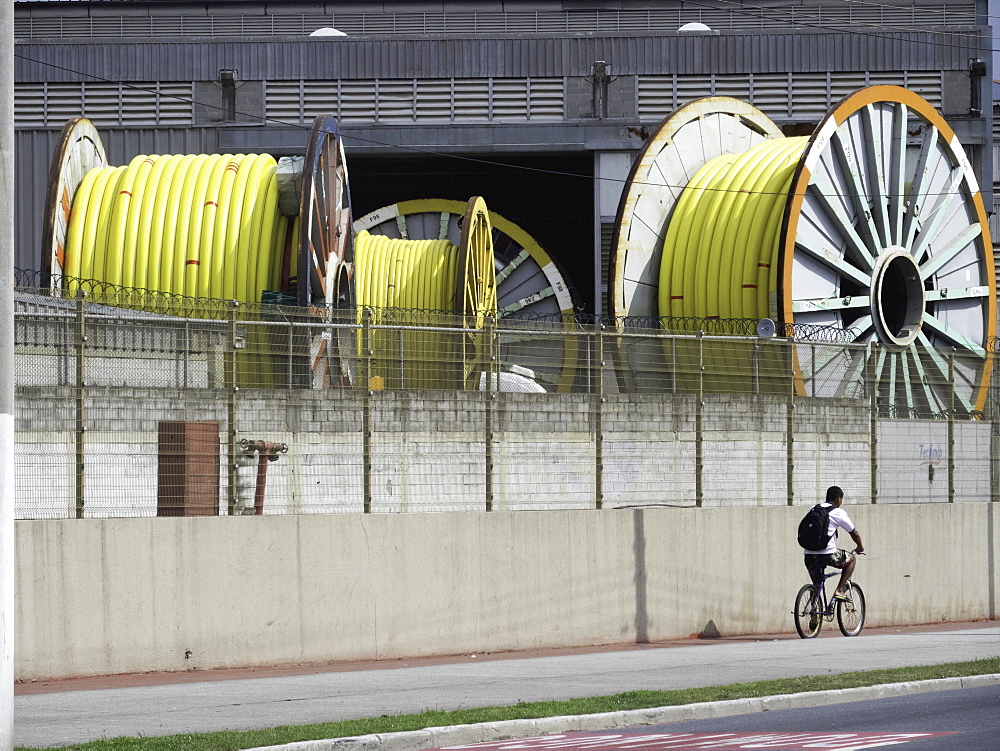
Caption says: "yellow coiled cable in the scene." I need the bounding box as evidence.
[657,136,809,394]
[659,136,809,321]
[355,231,462,389]
[63,153,287,306]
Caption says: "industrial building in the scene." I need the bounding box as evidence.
[12,0,996,316]
[9,3,1000,679]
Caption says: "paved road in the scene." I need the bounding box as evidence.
[442,684,1000,750]
[14,624,1000,748]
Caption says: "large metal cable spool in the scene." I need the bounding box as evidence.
[43,117,498,391]
[352,196,498,390]
[353,199,580,392]
[610,86,996,415]
[43,115,352,310]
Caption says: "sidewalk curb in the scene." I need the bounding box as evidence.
[246,673,1000,751]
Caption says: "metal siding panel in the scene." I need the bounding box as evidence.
[15,32,979,83]
[14,130,57,274]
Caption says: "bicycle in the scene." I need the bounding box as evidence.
[793,555,866,638]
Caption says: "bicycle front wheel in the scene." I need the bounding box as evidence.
[794,584,823,639]
[837,582,866,636]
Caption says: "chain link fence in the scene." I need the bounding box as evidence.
[12,280,999,519]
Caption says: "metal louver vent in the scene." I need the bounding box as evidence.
[265,80,304,123]
[830,74,870,104]
[80,83,123,126]
[46,84,83,126]
[902,71,943,110]
[637,75,675,119]
[492,79,529,120]
[378,80,416,122]
[157,83,194,125]
[122,85,159,126]
[14,82,193,128]
[635,71,942,125]
[528,78,564,120]
[302,81,339,122]
[790,73,831,119]
[339,80,377,123]
[713,74,752,101]
[14,84,44,128]
[415,79,453,121]
[750,73,791,118]
[12,73,944,130]
[601,221,615,314]
[453,79,491,121]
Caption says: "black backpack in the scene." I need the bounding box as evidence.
[797,504,832,550]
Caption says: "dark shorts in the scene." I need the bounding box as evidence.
[804,550,853,584]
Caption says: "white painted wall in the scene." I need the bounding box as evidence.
[15,503,999,681]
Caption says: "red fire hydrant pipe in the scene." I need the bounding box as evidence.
[239,440,288,515]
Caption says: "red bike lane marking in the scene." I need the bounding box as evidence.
[441,731,956,750]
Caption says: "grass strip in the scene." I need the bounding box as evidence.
[19,656,1000,751]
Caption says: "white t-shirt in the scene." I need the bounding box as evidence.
[803,502,855,555]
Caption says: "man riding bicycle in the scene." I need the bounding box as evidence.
[802,486,865,602]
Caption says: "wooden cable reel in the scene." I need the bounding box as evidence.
[610,86,996,415]
[351,196,498,390]
[353,198,581,392]
[43,116,352,313]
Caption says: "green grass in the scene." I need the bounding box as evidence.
[18,657,1000,751]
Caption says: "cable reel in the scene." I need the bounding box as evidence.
[610,86,996,416]
[353,199,581,392]
[44,116,352,312]
[352,196,498,390]
[43,117,500,390]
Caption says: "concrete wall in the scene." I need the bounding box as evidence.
[15,503,999,681]
[27,389,980,517]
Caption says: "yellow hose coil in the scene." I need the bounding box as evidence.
[354,231,463,389]
[659,137,809,322]
[657,136,809,393]
[63,153,287,306]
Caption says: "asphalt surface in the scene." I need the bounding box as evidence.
[539,683,1000,750]
[13,623,1000,748]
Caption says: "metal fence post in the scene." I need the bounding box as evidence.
[992,350,999,504]
[74,290,86,519]
[869,342,878,505]
[362,309,372,514]
[786,338,795,507]
[948,347,955,503]
[595,323,604,510]
[811,343,816,398]
[226,301,239,516]
[485,316,495,512]
[696,331,704,508]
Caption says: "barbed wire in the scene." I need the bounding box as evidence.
[2,268,924,345]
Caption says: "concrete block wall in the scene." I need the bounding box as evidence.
[876,420,992,503]
[11,387,995,518]
[15,503,999,681]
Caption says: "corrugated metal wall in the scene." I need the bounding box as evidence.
[13,2,979,39]
[15,32,979,82]
[13,70,949,129]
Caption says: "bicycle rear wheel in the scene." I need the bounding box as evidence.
[794,584,823,638]
[837,582,866,636]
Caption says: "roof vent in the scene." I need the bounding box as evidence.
[678,22,714,33]
[309,27,348,37]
